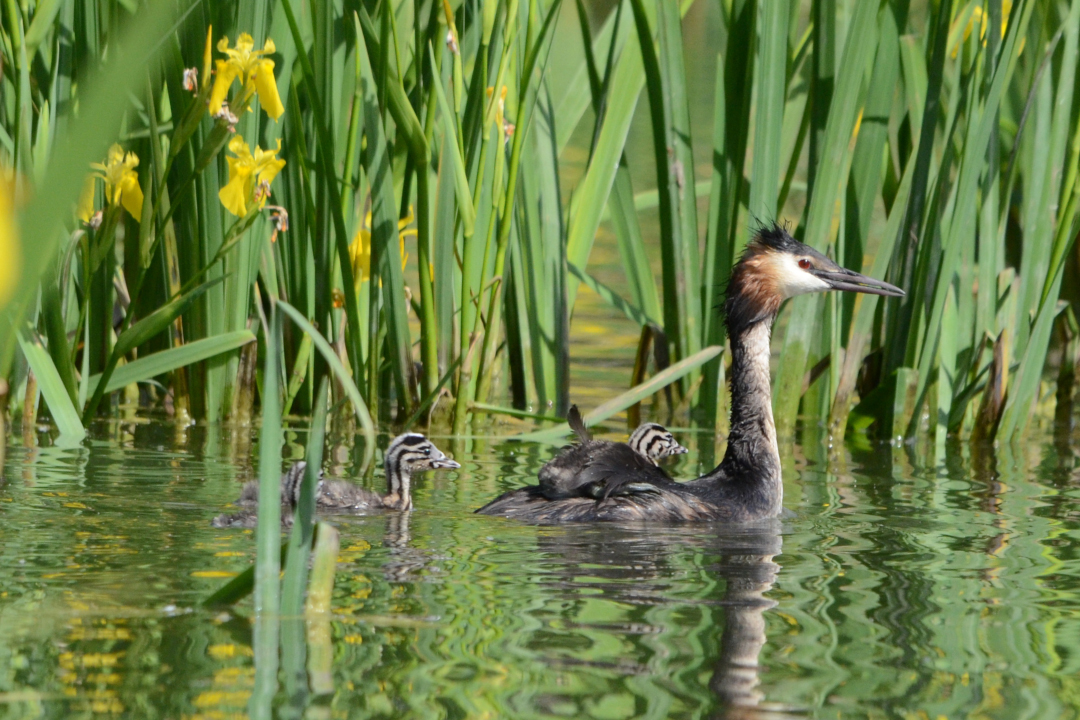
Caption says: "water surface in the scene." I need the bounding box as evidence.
[2,420,1079,719]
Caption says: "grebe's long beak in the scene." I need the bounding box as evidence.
[813,267,905,297]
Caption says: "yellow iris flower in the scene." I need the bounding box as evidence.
[218,135,286,217]
[210,34,284,121]
[952,0,1015,57]
[349,208,415,284]
[0,169,20,308]
[486,85,508,128]
[77,144,144,223]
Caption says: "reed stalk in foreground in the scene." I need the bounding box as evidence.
[250,306,282,719]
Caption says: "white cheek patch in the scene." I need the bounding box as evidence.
[772,254,831,298]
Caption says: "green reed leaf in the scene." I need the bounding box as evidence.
[512,345,723,442]
[567,262,656,328]
[772,0,879,436]
[277,300,376,463]
[17,325,85,440]
[87,331,256,397]
[429,44,477,238]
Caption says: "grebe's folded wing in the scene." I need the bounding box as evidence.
[537,442,594,499]
[575,442,680,500]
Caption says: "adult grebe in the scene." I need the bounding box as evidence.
[476,225,904,523]
[212,433,459,527]
[538,405,687,500]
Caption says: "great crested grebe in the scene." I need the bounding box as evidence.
[477,225,904,523]
[538,405,688,500]
[212,433,459,527]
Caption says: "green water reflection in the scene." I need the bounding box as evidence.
[2,421,1079,719]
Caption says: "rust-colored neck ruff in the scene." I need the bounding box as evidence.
[724,251,784,337]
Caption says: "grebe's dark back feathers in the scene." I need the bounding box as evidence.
[537,412,685,500]
[536,442,595,499]
[535,437,665,501]
[571,442,681,500]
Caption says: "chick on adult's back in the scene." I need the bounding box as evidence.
[537,406,687,500]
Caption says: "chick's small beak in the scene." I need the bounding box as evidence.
[433,458,461,470]
[673,445,689,455]
[813,268,905,297]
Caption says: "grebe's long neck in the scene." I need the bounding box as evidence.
[720,319,782,514]
[384,452,414,511]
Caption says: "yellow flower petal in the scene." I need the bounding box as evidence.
[202,26,214,90]
[119,175,143,223]
[86,145,142,221]
[234,33,255,55]
[218,134,284,215]
[106,144,125,167]
[0,172,20,308]
[209,59,239,115]
[219,172,250,217]
[228,134,252,160]
[252,59,284,120]
[350,229,372,282]
[220,149,253,216]
[77,175,96,223]
[253,139,286,188]
[213,34,282,120]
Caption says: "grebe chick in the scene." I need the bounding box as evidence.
[235,461,310,507]
[316,433,459,512]
[538,406,687,500]
[212,434,458,527]
[628,421,689,465]
[477,225,904,523]
[211,462,310,528]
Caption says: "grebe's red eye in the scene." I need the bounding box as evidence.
[798,258,812,270]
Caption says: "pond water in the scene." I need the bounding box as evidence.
[2,417,1080,719]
